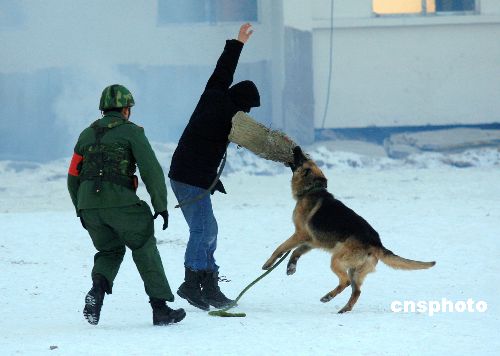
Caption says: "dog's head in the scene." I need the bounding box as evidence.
[289,146,327,199]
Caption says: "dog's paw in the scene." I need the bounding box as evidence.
[262,262,273,270]
[320,295,333,303]
[337,307,352,314]
[286,263,296,275]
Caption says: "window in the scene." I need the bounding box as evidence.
[435,0,475,12]
[158,0,258,24]
[373,0,477,16]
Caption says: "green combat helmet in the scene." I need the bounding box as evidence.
[99,84,135,111]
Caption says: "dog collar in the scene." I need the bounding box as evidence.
[296,184,327,199]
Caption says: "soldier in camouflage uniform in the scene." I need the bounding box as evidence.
[67,84,185,326]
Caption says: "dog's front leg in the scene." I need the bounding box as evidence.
[287,244,313,275]
[262,232,306,270]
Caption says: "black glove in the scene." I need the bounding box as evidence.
[153,210,169,230]
[79,216,87,230]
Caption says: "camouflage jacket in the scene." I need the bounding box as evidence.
[67,112,167,215]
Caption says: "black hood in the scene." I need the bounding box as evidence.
[228,80,260,112]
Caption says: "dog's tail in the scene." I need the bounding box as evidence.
[379,247,435,270]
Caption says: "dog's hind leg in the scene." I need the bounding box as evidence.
[262,232,307,270]
[320,256,350,303]
[287,244,313,275]
[337,274,361,313]
[338,257,376,313]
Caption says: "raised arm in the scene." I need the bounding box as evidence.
[205,23,253,91]
[237,22,253,44]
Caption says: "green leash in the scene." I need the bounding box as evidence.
[208,251,291,317]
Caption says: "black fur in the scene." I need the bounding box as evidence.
[308,190,382,247]
[293,146,307,167]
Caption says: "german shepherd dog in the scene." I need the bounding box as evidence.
[262,146,435,313]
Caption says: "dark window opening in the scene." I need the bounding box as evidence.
[435,0,475,12]
[158,0,258,25]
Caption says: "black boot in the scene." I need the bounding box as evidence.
[177,268,210,311]
[149,298,186,326]
[201,271,235,309]
[83,274,108,325]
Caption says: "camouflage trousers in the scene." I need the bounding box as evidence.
[80,201,174,301]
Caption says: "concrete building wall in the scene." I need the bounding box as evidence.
[0,0,281,161]
[0,1,274,70]
[309,0,500,128]
[2,0,499,160]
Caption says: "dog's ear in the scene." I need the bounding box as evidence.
[293,146,308,167]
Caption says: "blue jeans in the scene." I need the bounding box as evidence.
[170,179,219,271]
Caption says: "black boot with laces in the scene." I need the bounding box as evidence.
[177,268,210,311]
[201,271,235,309]
[83,274,108,325]
[149,298,186,325]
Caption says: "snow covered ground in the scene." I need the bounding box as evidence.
[0,143,499,355]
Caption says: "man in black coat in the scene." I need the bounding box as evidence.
[169,23,260,310]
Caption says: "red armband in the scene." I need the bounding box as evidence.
[68,153,83,176]
[133,175,139,191]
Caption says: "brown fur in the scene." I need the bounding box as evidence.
[262,147,435,313]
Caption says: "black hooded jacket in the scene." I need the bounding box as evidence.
[168,39,260,193]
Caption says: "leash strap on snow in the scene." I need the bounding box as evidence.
[175,146,228,209]
[208,250,291,318]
